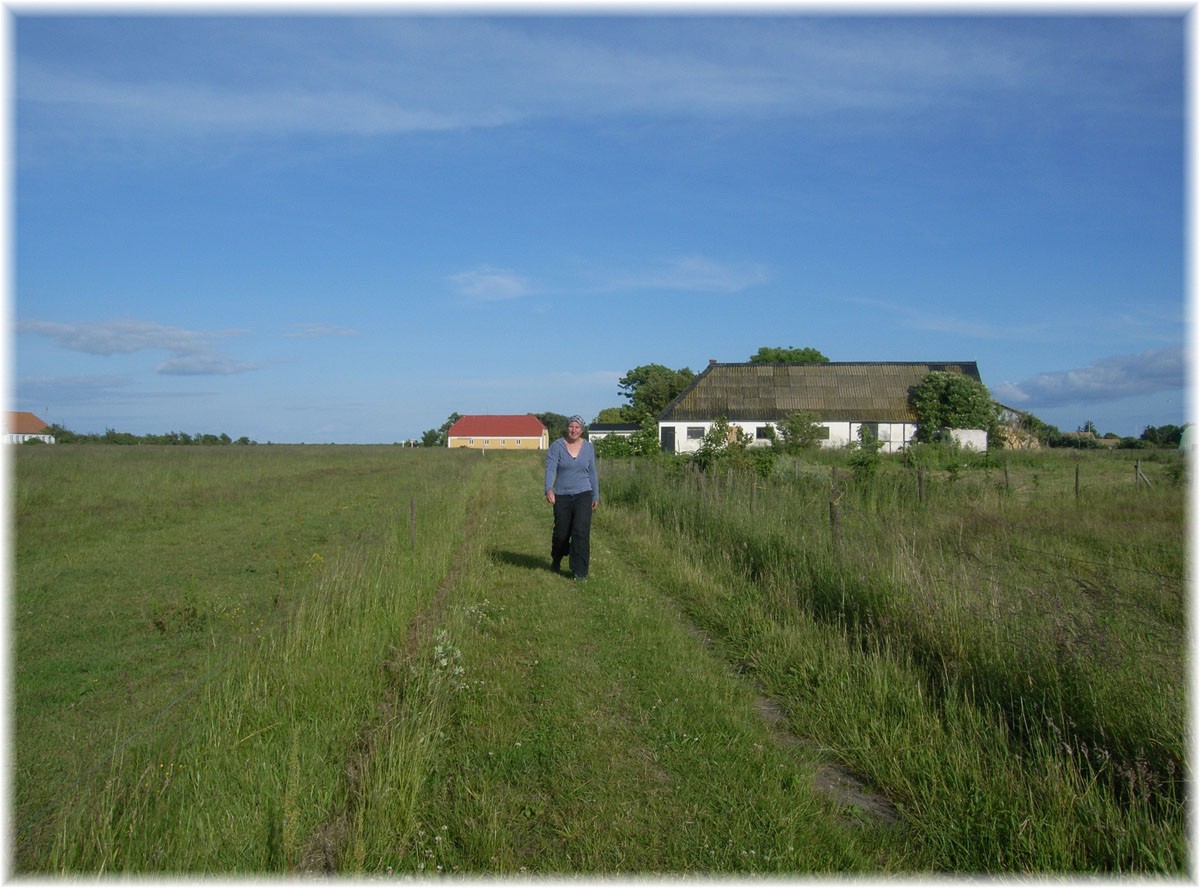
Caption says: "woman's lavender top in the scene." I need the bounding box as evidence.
[544,438,599,503]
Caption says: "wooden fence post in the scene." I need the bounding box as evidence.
[917,466,926,504]
[410,495,416,549]
[1136,460,1153,488]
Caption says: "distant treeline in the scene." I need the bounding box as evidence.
[40,425,257,446]
[1022,417,1186,449]
[31,421,1186,450]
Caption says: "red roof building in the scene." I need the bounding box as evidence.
[4,412,55,444]
[446,414,548,450]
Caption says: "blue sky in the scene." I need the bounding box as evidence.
[11,11,1187,443]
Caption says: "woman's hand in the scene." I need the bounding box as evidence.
[546,491,556,504]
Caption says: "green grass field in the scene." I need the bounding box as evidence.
[11,444,1188,874]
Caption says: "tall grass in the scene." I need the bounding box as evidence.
[15,445,1187,873]
[597,448,1187,872]
[383,456,893,875]
[14,445,485,872]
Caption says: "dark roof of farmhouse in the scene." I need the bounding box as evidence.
[659,361,983,423]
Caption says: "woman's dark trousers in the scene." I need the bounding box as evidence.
[551,491,593,579]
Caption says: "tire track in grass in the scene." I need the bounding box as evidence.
[408,456,896,874]
[297,469,491,873]
[595,503,900,829]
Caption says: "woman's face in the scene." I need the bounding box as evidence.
[566,421,583,440]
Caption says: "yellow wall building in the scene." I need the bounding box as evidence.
[446,414,549,450]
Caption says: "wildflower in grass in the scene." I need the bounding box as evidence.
[427,629,468,691]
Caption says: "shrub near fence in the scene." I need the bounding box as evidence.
[598,448,1187,872]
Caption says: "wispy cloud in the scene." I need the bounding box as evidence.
[283,323,358,339]
[450,254,767,302]
[18,374,132,404]
[844,296,1052,341]
[449,267,533,302]
[156,355,258,376]
[19,318,220,355]
[600,255,769,294]
[17,17,1177,153]
[991,347,1185,408]
[20,62,517,139]
[18,318,257,375]
[17,374,216,404]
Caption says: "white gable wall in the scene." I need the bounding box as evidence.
[658,420,919,455]
[945,428,988,451]
[588,429,636,440]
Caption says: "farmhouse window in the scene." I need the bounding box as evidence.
[755,426,773,440]
[686,427,705,440]
[816,426,831,440]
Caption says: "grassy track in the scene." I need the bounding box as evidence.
[385,454,902,873]
[597,450,1186,872]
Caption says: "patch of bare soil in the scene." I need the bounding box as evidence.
[684,619,899,827]
[753,695,899,825]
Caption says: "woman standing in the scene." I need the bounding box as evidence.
[544,415,599,579]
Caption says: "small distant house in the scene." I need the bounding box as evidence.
[4,412,55,445]
[658,360,987,455]
[446,414,549,450]
[587,422,641,441]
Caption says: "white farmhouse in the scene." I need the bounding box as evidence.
[657,360,987,455]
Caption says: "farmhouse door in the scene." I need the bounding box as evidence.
[660,426,675,454]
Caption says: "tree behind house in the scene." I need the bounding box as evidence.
[910,371,1000,443]
[617,364,695,422]
[748,346,829,363]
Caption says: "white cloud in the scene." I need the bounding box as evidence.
[449,254,766,303]
[449,267,532,302]
[18,318,256,376]
[283,323,358,339]
[17,374,131,403]
[17,318,222,356]
[20,63,517,139]
[156,355,259,376]
[602,255,769,294]
[17,374,216,404]
[845,296,1052,342]
[992,347,1185,408]
[18,17,1177,153]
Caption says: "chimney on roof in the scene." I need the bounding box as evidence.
[708,358,717,365]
